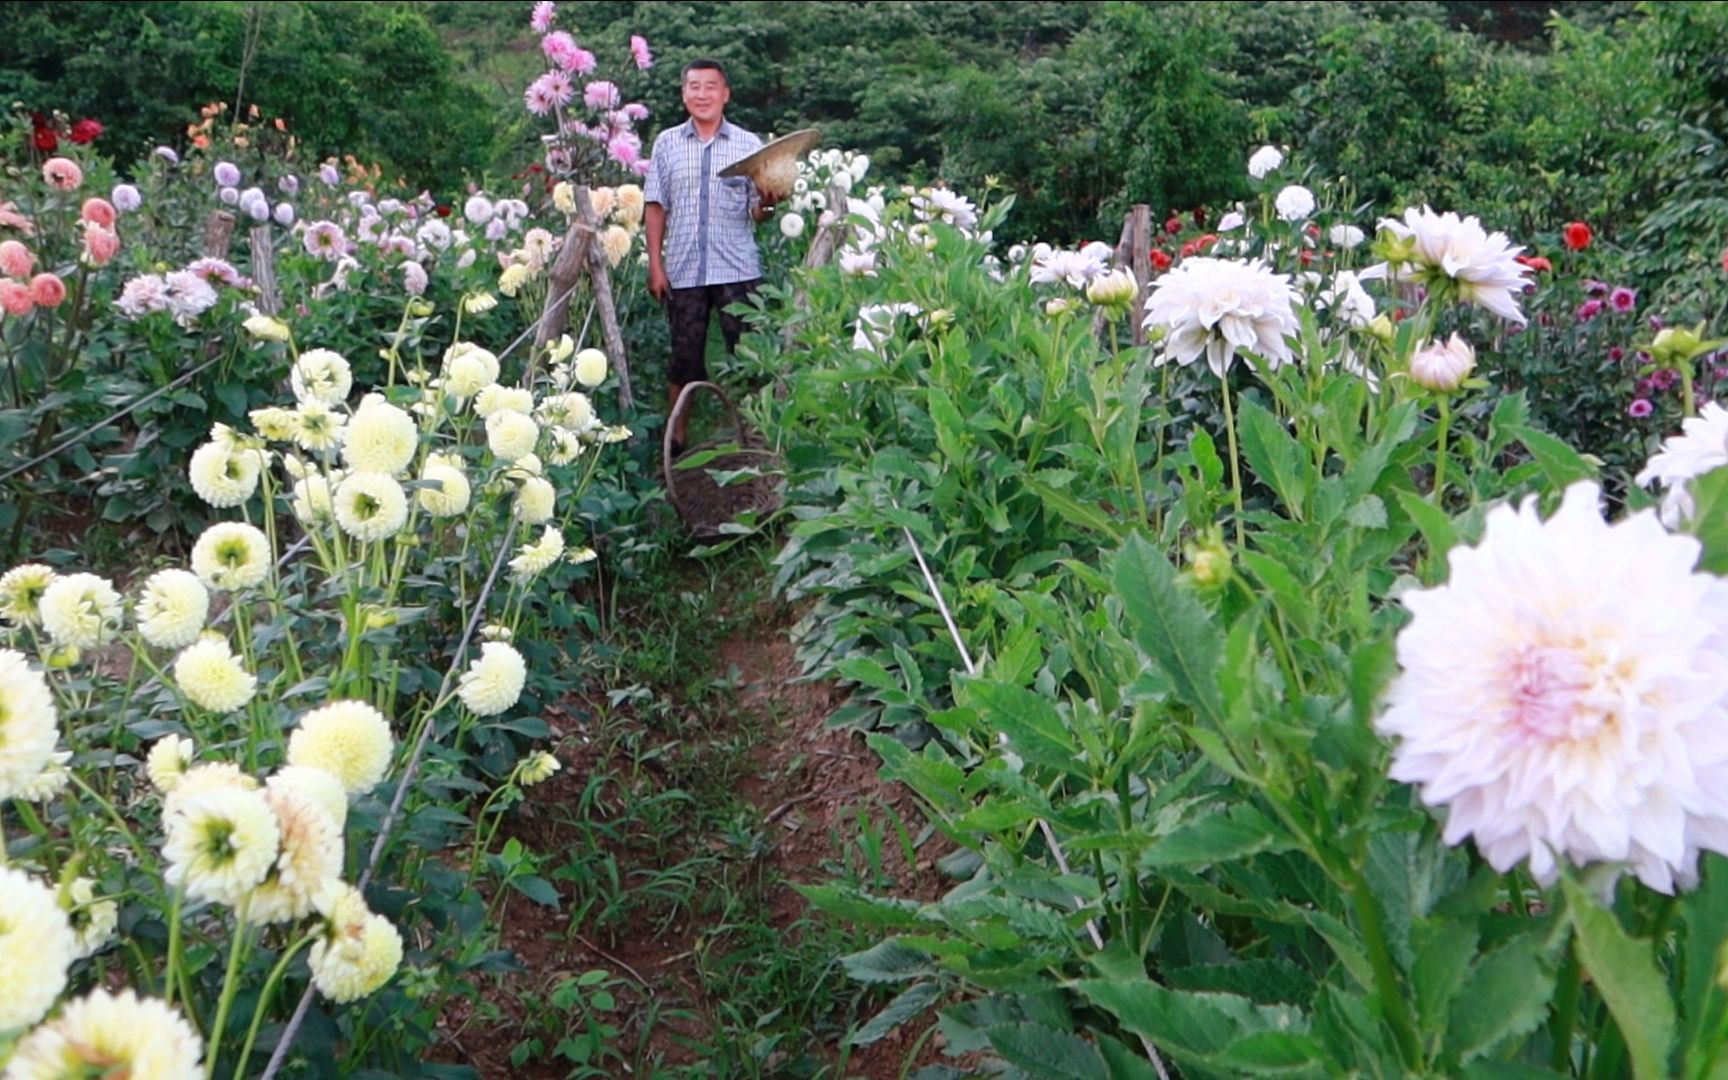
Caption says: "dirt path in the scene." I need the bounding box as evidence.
[436,596,955,1078]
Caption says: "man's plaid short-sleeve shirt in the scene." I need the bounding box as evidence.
[643,118,764,289]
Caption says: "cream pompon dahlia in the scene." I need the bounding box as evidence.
[0,649,59,801]
[145,734,195,794]
[188,439,264,508]
[1376,481,1728,894]
[343,396,418,477]
[163,786,282,906]
[39,572,122,650]
[510,526,566,582]
[136,569,210,649]
[172,636,258,714]
[4,988,203,1079]
[190,522,271,591]
[247,785,344,925]
[308,884,404,1003]
[0,563,57,628]
[458,642,528,717]
[291,348,353,406]
[514,476,557,525]
[417,454,471,518]
[334,472,410,542]
[287,701,394,794]
[0,866,77,1032]
[487,410,541,462]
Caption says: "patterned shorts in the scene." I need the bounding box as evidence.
[666,278,760,385]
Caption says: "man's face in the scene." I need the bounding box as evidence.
[682,68,730,124]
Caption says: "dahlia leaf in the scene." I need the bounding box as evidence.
[1509,424,1597,493]
[1113,534,1225,728]
[1564,879,1676,1080]
[1681,856,1728,1064]
[1685,465,1728,574]
[847,981,942,1047]
[963,680,1083,776]
[1238,398,1310,517]
[1077,978,1316,1071]
[1447,931,1559,1064]
[984,1023,1113,1079]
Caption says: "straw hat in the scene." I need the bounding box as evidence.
[719,128,822,201]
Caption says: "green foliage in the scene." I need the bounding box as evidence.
[0,1,494,187]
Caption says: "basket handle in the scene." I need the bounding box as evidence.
[662,380,747,494]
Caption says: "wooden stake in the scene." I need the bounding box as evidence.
[1128,204,1152,348]
[203,210,237,260]
[248,224,279,315]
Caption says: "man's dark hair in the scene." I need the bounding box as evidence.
[681,58,729,86]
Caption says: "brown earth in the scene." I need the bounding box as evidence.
[434,597,960,1079]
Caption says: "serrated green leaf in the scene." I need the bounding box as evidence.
[1447,931,1560,1064]
[1508,424,1597,492]
[848,982,943,1047]
[1347,495,1388,530]
[1564,878,1676,1080]
[964,680,1082,775]
[1192,428,1225,487]
[985,1023,1111,1079]
[1412,920,1479,1037]
[1078,978,1310,1065]
[1113,534,1225,727]
[1145,808,1288,869]
[842,938,933,984]
[1238,398,1310,515]
[1396,490,1458,566]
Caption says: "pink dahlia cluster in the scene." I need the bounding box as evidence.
[522,3,654,179]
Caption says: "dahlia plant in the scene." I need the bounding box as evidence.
[0,280,623,1073]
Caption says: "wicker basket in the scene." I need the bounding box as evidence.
[662,381,784,539]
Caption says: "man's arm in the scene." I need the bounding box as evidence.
[646,201,669,301]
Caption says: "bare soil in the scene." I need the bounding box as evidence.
[436,597,958,1079]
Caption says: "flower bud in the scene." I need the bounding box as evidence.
[1409,334,1476,393]
[1183,531,1233,591]
[1367,314,1395,344]
[1085,267,1138,311]
[244,314,291,342]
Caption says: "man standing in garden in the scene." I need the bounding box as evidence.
[644,58,777,456]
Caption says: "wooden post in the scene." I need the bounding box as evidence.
[534,185,635,415]
[576,189,634,415]
[801,180,854,271]
[248,224,279,314]
[535,220,592,353]
[1095,209,1138,344]
[203,210,237,260]
[1127,205,1152,348]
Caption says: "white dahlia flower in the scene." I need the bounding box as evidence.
[486,410,541,462]
[287,701,393,794]
[0,649,58,801]
[1375,481,1728,894]
[136,569,210,649]
[3,988,203,1079]
[39,573,122,649]
[416,454,471,518]
[1142,257,1300,378]
[457,642,527,717]
[333,472,410,542]
[291,348,353,406]
[173,636,258,713]
[1635,403,1728,529]
[190,522,271,591]
[1378,205,1533,325]
[0,563,57,628]
[0,866,76,1032]
[162,786,282,906]
[342,397,418,476]
[188,440,264,508]
[308,884,403,1003]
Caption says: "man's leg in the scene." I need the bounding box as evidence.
[665,285,715,454]
[716,278,762,357]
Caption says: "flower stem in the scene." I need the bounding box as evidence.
[1681,363,1698,419]
[206,899,255,1078]
[1343,863,1422,1070]
[232,932,315,1080]
[1550,937,1582,1073]
[1220,374,1247,549]
[1432,396,1452,506]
